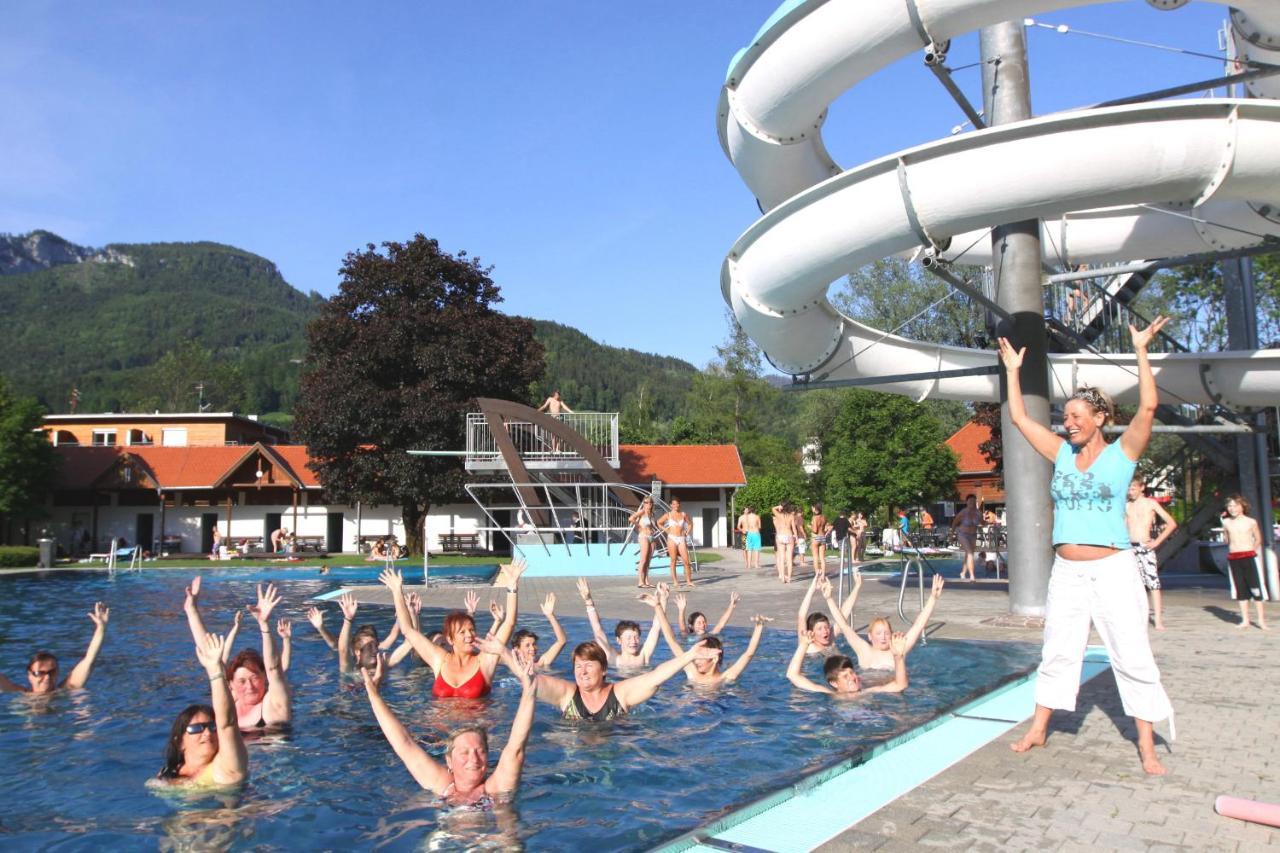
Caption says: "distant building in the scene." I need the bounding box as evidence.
[945,420,1005,506]
[43,412,287,448]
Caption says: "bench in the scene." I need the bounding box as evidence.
[438,532,482,554]
[294,535,325,553]
[358,535,398,554]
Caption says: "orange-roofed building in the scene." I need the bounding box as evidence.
[945,420,1005,507]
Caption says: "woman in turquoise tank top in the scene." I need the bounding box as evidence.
[997,316,1173,777]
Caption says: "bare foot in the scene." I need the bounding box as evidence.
[1139,747,1167,776]
[1237,621,1251,630]
[1260,624,1271,632]
[1153,623,1166,631]
[1010,729,1047,753]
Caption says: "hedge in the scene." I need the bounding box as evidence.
[0,546,40,568]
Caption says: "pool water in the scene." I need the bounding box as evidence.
[190,563,500,586]
[0,571,1039,850]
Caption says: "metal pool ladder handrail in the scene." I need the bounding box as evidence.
[897,535,928,646]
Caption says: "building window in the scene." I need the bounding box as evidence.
[161,428,188,447]
[92,429,117,447]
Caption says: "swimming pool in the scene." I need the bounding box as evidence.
[189,563,501,586]
[0,570,1039,850]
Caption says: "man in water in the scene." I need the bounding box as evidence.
[738,506,762,570]
[0,602,110,694]
[786,630,908,697]
[1125,477,1177,631]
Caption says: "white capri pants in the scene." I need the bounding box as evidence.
[1035,550,1173,729]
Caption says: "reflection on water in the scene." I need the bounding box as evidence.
[0,571,1038,849]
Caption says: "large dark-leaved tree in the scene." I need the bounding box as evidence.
[0,375,59,537]
[293,236,544,553]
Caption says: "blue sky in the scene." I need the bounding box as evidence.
[2,1,1233,366]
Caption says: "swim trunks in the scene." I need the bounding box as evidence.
[1133,544,1160,590]
[1228,551,1263,601]
[745,531,762,551]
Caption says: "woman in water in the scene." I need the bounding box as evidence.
[1222,494,1270,630]
[833,572,945,668]
[577,577,663,669]
[536,637,719,720]
[998,318,1174,775]
[183,578,291,730]
[950,494,982,582]
[156,632,248,787]
[674,590,739,638]
[510,593,568,672]
[0,601,109,694]
[361,649,536,806]
[379,564,522,699]
[222,610,294,672]
[786,630,908,697]
[629,496,657,588]
[657,498,695,587]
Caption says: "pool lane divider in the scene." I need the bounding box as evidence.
[656,647,1112,853]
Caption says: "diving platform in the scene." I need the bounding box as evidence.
[465,410,619,472]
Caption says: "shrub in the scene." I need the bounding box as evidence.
[0,546,40,568]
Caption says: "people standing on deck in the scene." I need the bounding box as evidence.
[851,511,869,560]
[361,650,536,805]
[809,504,830,570]
[999,317,1175,776]
[380,563,523,699]
[831,510,850,560]
[536,389,574,418]
[1222,494,1270,631]
[1126,477,1178,631]
[210,526,223,560]
[629,497,656,588]
[577,577,663,668]
[739,506,763,570]
[951,495,982,582]
[183,577,292,731]
[658,498,695,587]
[772,503,796,584]
[0,601,109,694]
[270,527,289,554]
[155,632,249,787]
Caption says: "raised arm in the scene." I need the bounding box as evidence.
[277,618,292,673]
[182,576,210,646]
[378,619,401,651]
[577,577,616,665]
[536,593,568,670]
[902,574,944,654]
[820,576,874,660]
[786,634,833,694]
[380,568,448,671]
[864,633,909,694]
[306,606,338,651]
[710,591,740,635]
[614,641,718,708]
[674,593,689,637]
[387,592,424,668]
[250,584,291,723]
[839,572,863,621]
[195,633,248,785]
[997,337,1063,463]
[362,655,451,793]
[649,587,687,661]
[0,672,23,693]
[487,669,537,795]
[492,562,524,645]
[63,602,109,689]
[1119,316,1169,461]
[220,610,243,664]
[639,608,664,664]
[796,576,820,639]
[337,593,358,672]
[721,615,770,684]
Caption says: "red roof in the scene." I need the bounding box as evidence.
[946,421,995,474]
[53,444,320,489]
[618,445,746,487]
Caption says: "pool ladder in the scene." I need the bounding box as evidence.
[897,534,929,646]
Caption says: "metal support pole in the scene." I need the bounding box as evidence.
[982,21,1054,617]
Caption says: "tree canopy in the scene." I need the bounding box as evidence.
[0,376,58,526]
[292,235,544,551]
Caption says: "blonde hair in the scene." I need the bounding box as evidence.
[1068,386,1115,425]
[867,616,892,635]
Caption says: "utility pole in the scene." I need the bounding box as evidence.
[981,22,1055,617]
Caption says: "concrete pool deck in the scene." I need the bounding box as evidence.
[337,548,1277,851]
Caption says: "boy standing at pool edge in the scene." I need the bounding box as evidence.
[1125,477,1177,631]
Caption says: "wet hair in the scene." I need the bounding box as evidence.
[867,616,892,636]
[573,641,608,667]
[27,651,58,672]
[805,612,830,631]
[512,628,538,647]
[686,611,707,631]
[442,611,476,640]
[445,724,489,758]
[1068,386,1115,425]
[226,647,265,681]
[699,635,723,652]
[353,625,379,646]
[158,703,215,779]
[1226,493,1251,515]
[614,620,641,640]
[823,655,856,684]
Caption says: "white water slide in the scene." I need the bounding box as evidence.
[719,0,1280,407]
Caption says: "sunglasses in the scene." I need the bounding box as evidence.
[29,668,57,678]
[185,721,216,735]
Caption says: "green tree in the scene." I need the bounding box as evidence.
[0,377,58,532]
[821,389,958,517]
[1133,253,1280,350]
[129,341,247,412]
[833,257,991,348]
[292,235,544,553]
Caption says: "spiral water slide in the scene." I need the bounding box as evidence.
[719,0,1280,407]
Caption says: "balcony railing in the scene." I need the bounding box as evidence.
[465,411,619,471]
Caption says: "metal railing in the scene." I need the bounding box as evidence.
[465,411,620,470]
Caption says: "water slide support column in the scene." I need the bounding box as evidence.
[981,21,1054,617]
[1224,258,1279,598]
